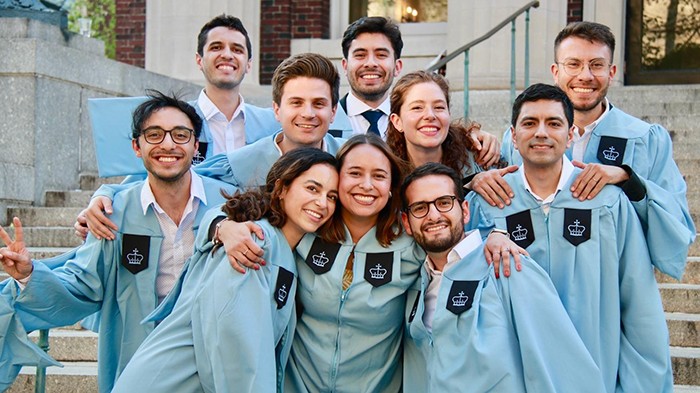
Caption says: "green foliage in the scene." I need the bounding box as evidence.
[67,0,116,59]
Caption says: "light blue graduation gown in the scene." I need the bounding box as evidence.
[404,239,604,393]
[467,168,673,393]
[112,213,297,393]
[195,131,346,190]
[3,175,232,392]
[285,229,423,393]
[193,101,280,160]
[327,103,356,138]
[0,292,61,391]
[501,105,695,279]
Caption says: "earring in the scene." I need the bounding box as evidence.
[389,191,393,198]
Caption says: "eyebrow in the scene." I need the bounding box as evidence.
[519,115,566,123]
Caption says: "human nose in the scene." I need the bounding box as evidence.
[315,194,328,209]
[301,102,315,118]
[425,202,442,219]
[359,174,373,190]
[577,63,595,79]
[160,131,177,147]
[534,123,548,138]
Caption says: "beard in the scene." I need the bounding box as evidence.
[413,220,464,254]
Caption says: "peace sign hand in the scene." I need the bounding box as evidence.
[0,217,34,280]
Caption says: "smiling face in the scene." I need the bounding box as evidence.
[279,163,339,245]
[273,76,337,152]
[389,81,450,152]
[338,143,392,225]
[401,174,468,254]
[551,36,616,115]
[196,26,251,91]
[512,99,574,170]
[133,107,198,184]
[342,32,402,106]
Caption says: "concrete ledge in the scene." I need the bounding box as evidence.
[661,284,700,313]
[672,346,700,386]
[9,362,98,393]
[668,312,700,348]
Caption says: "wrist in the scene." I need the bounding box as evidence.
[488,228,509,239]
[212,218,230,246]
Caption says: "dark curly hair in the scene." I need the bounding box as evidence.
[386,71,480,175]
[221,148,339,233]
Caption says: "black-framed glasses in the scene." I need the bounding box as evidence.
[556,59,611,77]
[140,126,194,145]
[406,195,458,218]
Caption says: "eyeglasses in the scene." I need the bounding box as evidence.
[406,195,458,219]
[556,59,611,77]
[140,126,194,145]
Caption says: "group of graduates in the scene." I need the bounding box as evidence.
[0,12,695,393]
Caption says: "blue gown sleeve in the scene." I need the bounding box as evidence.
[91,175,143,199]
[191,251,281,392]
[13,236,110,330]
[498,257,605,393]
[614,196,673,392]
[0,287,61,390]
[627,124,695,279]
[193,153,239,186]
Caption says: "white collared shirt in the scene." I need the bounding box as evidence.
[197,90,246,155]
[141,169,207,303]
[345,92,391,139]
[422,229,482,332]
[520,156,575,215]
[571,98,610,162]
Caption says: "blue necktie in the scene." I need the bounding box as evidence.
[361,110,383,136]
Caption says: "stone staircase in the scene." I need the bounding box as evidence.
[2,84,700,392]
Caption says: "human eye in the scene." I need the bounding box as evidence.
[346,170,361,177]
[209,43,222,51]
[328,193,338,202]
[410,105,423,111]
[411,203,428,216]
[143,128,163,140]
[306,185,319,193]
[436,197,453,209]
[590,60,606,70]
[564,60,581,70]
[172,128,191,140]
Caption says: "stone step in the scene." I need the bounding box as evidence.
[689,238,700,258]
[8,362,98,393]
[28,329,97,362]
[45,190,94,209]
[5,207,83,227]
[28,247,76,260]
[672,346,700,386]
[78,173,124,192]
[667,313,700,348]
[674,385,700,393]
[657,258,700,285]
[607,84,700,104]
[3,227,82,248]
[660,283,700,314]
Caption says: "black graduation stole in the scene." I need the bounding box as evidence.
[506,210,535,249]
[364,252,394,287]
[596,136,626,166]
[193,141,208,165]
[563,209,591,246]
[446,280,478,315]
[121,234,150,274]
[274,267,294,309]
[304,237,341,275]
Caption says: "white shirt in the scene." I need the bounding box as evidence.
[345,92,391,139]
[197,90,247,155]
[141,169,207,303]
[520,156,575,215]
[571,98,611,162]
[423,229,482,332]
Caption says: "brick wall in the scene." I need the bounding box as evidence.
[567,0,584,24]
[115,0,146,68]
[260,0,330,84]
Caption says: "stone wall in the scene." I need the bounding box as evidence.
[0,17,200,223]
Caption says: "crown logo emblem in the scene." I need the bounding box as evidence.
[312,251,330,267]
[452,291,469,307]
[192,150,205,165]
[369,264,387,280]
[511,225,528,242]
[602,146,619,161]
[567,219,586,237]
[127,248,144,265]
[277,284,288,303]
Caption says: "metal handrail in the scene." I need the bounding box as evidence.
[426,1,540,118]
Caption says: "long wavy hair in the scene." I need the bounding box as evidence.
[386,71,481,175]
[323,134,406,247]
[221,147,339,235]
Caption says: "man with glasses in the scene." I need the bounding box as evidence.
[399,162,604,393]
[471,21,694,280]
[467,83,672,392]
[0,91,233,392]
